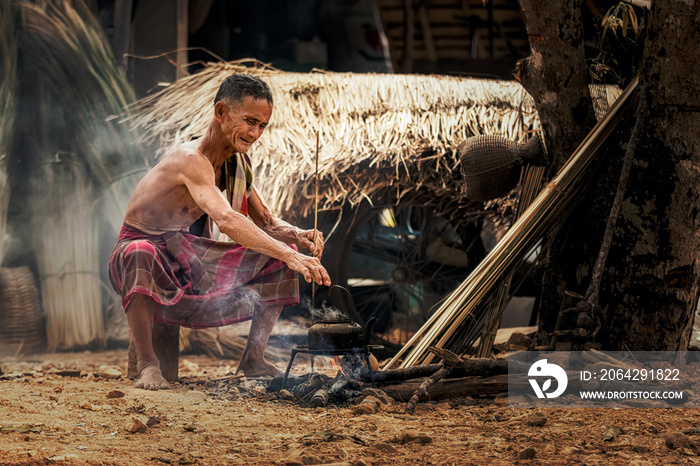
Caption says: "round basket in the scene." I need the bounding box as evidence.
[0,266,46,355]
[458,134,522,202]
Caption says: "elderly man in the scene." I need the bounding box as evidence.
[109,74,331,390]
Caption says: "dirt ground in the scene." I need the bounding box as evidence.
[2,349,700,466]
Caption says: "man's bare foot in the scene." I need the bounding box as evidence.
[236,359,283,378]
[135,365,170,390]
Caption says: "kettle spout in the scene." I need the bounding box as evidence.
[361,317,378,346]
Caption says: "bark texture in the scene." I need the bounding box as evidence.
[515,0,597,171]
[598,1,700,349]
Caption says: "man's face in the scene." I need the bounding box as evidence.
[220,96,272,153]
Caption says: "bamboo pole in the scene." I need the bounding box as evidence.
[387,76,639,368]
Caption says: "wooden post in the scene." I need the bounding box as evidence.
[400,0,414,73]
[176,0,189,79]
[128,322,180,382]
[112,0,133,74]
[418,5,437,62]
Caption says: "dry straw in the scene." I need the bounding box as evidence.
[127,61,541,223]
[13,0,150,350]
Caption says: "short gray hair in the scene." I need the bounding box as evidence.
[214,74,273,106]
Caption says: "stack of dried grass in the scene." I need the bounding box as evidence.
[8,0,151,350]
[127,61,541,223]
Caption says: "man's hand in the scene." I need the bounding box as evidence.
[285,250,331,286]
[296,229,325,259]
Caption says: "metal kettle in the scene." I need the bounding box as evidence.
[307,285,377,351]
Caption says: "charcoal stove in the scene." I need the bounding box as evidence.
[281,344,383,388]
[281,286,382,388]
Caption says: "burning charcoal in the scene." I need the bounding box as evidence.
[310,389,329,408]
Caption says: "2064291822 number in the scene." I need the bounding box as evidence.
[599,368,680,381]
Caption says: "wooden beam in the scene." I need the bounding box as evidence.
[113,0,133,74]
[418,4,437,62]
[176,0,188,79]
[400,0,415,73]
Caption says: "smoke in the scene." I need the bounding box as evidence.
[298,295,349,322]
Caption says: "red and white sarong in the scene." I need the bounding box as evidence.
[108,224,299,328]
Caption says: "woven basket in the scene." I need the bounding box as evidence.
[459,134,545,202]
[0,266,46,355]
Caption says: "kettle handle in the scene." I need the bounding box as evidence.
[327,285,359,321]
[361,317,378,346]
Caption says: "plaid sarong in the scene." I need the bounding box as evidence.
[108,225,300,328]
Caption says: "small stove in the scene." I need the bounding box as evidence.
[282,344,383,389]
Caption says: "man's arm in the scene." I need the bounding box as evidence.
[181,156,330,285]
[248,186,325,259]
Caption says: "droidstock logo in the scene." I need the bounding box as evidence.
[528,359,568,399]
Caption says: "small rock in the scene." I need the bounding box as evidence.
[48,395,58,402]
[354,458,373,466]
[361,388,394,405]
[253,386,267,396]
[602,426,622,442]
[98,367,123,380]
[543,444,556,455]
[666,432,698,453]
[518,447,537,460]
[526,413,547,427]
[146,416,160,427]
[278,389,294,400]
[106,390,125,399]
[127,416,148,433]
[353,403,377,415]
[79,401,95,411]
[397,433,433,445]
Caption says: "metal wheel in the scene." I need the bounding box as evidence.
[328,202,486,344]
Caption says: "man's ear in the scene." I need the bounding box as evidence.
[214,101,227,123]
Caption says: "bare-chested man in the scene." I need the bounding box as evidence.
[109,74,331,390]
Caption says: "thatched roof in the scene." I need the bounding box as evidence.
[128,61,541,221]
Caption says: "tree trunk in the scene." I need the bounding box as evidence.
[515,0,597,171]
[597,0,700,350]
[521,1,700,350]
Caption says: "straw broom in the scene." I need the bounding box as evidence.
[386,76,639,368]
[31,154,104,350]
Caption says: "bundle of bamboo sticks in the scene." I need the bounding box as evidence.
[387,76,639,368]
[475,165,546,358]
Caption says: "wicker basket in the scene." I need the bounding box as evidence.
[459,134,545,202]
[0,266,46,355]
